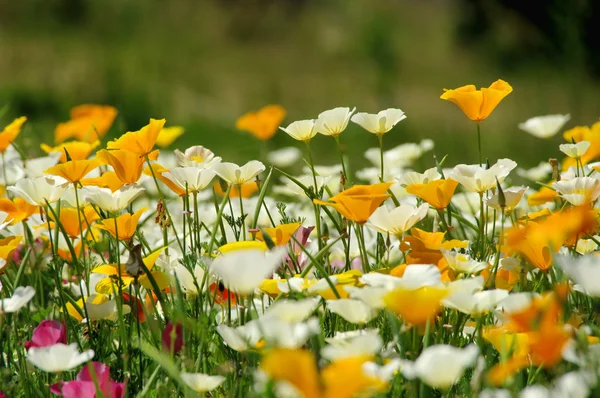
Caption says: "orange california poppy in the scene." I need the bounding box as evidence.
[0,198,38,224]
[41,140,100,162]
[236,105,287,141]
[314,182,392,224]
[440,79,513,122]
[97,148,158,185]
[96,208,147,240]
[55,105,117,143]
[406,179,459,209]
[0,117,26,153]
[45,159,101,183]
[107,118,165,157]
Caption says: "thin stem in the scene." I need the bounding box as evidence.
[333,135,350,186]
[476,122,483,166]
[238,185,246,240]
[305,141,323,251]
[378,134,384,181]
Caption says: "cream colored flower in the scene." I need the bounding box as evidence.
[351,108,406,135]
[326,298,379,324]
[267,146,302,168]
[518,114,570,138]
[27,343,94,373]
[450,159,517,193]
[279,119,317,142]
[181,372,225,393]
[7,176,67,206]
[486,186,528,211]
[175,146,221,168]
[213,160,265,185]
[559,141,590,158]
[366,203,428,238]
[553,176,600,206]
[315,107,355,137]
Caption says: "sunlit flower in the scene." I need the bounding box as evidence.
[400,344,479,388]
[96,208,147,240]
[25,320,67,350]
[560,141,590,159]
[527,186,558,206]
[173,263,206,296]
[440,79,512,122]
[0,236,23,270]
[155,125,184,147]
[440,249,487,274]
[406,179,459,209]
[236,105,287,141]
[400,228,468,266]
[27,343,94,373]
[0,116,26,153]
[181,372,225,393]
[175,146,221,168]
[443,289,509,315]
[557,254,600,296]
[81,185,145,212]
[553,177,600,206]
[45,159,101,184]
[55,105,117,143]
[260,349,320,398]
[316,107,356,137]
[256,222,301,246]
[397,167,441,187]
[314,182,392,224]
[366,203,428,238]
[0,285,35,313]
[449,159,517,193]
[107,118,165,156]
[213,160,265,185]
[280,119,317,142]
[266,146,302,168]
[322,330,382,361]
[81,171,126,192]
[47,206,99,239]
[384,285,448,326]
[351,108,406,135]
[7,176,66,206]
[0,197,38,224]
[41,140,100,162]
[263,298,320,323]
[518,114,570,139]
[517,162,552,182]
[210,248,287,294]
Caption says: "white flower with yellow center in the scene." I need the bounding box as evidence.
[316,107,355,137]
[553,176,600,206]
[559,141,590,159]
[350,108,406,135]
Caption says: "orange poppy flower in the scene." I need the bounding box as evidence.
[41,140,100,162]
[96,208,146,240]
[406,179,459,209]
[384,285,448,326]
[527,186,557,206]
[256,222,301,246]
[0,198,38,224]
[55,105,117,143]
[236,105,287,141]
[47,206,99,239]
[81,171,126,192]
[314,182,392,224]
[107,118,165,156]
[440,79,513,122]
[45,159,101,183]
[0,117,26,153]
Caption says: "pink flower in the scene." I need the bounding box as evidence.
[25,320,67,350]
[162,321,183,355]
[51,362,126,398]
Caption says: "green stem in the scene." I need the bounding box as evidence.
[476,122,482,166]
[333,135,350,186]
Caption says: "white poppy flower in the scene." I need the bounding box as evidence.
[559,141,590,158]
[162,167,216,193]
[216,324,255,352]
[263,298,320,323]
[450,159,517,193]
[266,147,302,168]
[366,203,428,238]
[326,298,379,324]
[486,186,528,211]
[83,294,131,322]
[181,372,225,392]
[518,114,570,139]
[0,211,11,232]
[7,176,67,206]
[575,238,598,255]
[441,249,487,274]
[397,168,441,187]
[321,330,382,361]
[553,176,600,206]
[173,263,206,295]
[210,248,287,294]
[81,184,145,212]
[557,254,600,296]
[345,286,388,309]
[27,343,94,373]
[0,286,35,313]
[213,160,265,185]
[442,289,509,314]
[360,264,441,290]
[175,146,222,169]
[315,107,355,137]
[351,108,406,135]
[279,119,317,142]
[248,317,320,349]
[400,344,479,388]
[363,359,402,383]
[517,162,553,181]
[23,153,62,178]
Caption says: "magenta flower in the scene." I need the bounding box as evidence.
[25,320,67,350]
[51,362,126,398]
[162,321,183,355]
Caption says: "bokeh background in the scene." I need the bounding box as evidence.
[1,0,599,171]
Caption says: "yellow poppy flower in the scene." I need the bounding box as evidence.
[93,249,169,294]
[314,182,392,224]
[81,171,126,192]
[0,117,26,153]
[236,105,287,141]
[260,349,320,398]
[0,198,38,224]
[47,206,99,239]
[97,149,158,185]
[41,140,100,162]
[55,105,117,143]
[440,79,513,122]
[96,208,146,240]
[256,222,301,246]
[218,241,268,253]
[0,236,23,271]
[527,186,557,206]
[322,356,386,398]
[107,118,165,156]
[155,126,185,147]
[45,159,101,183]
[384,285,448,326]
[406,179,459,209]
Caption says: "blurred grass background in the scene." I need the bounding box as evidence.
[0,0,598,171]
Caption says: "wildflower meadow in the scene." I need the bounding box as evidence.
[1,80,600,398]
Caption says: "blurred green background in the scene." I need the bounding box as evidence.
[0,0,599,171]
